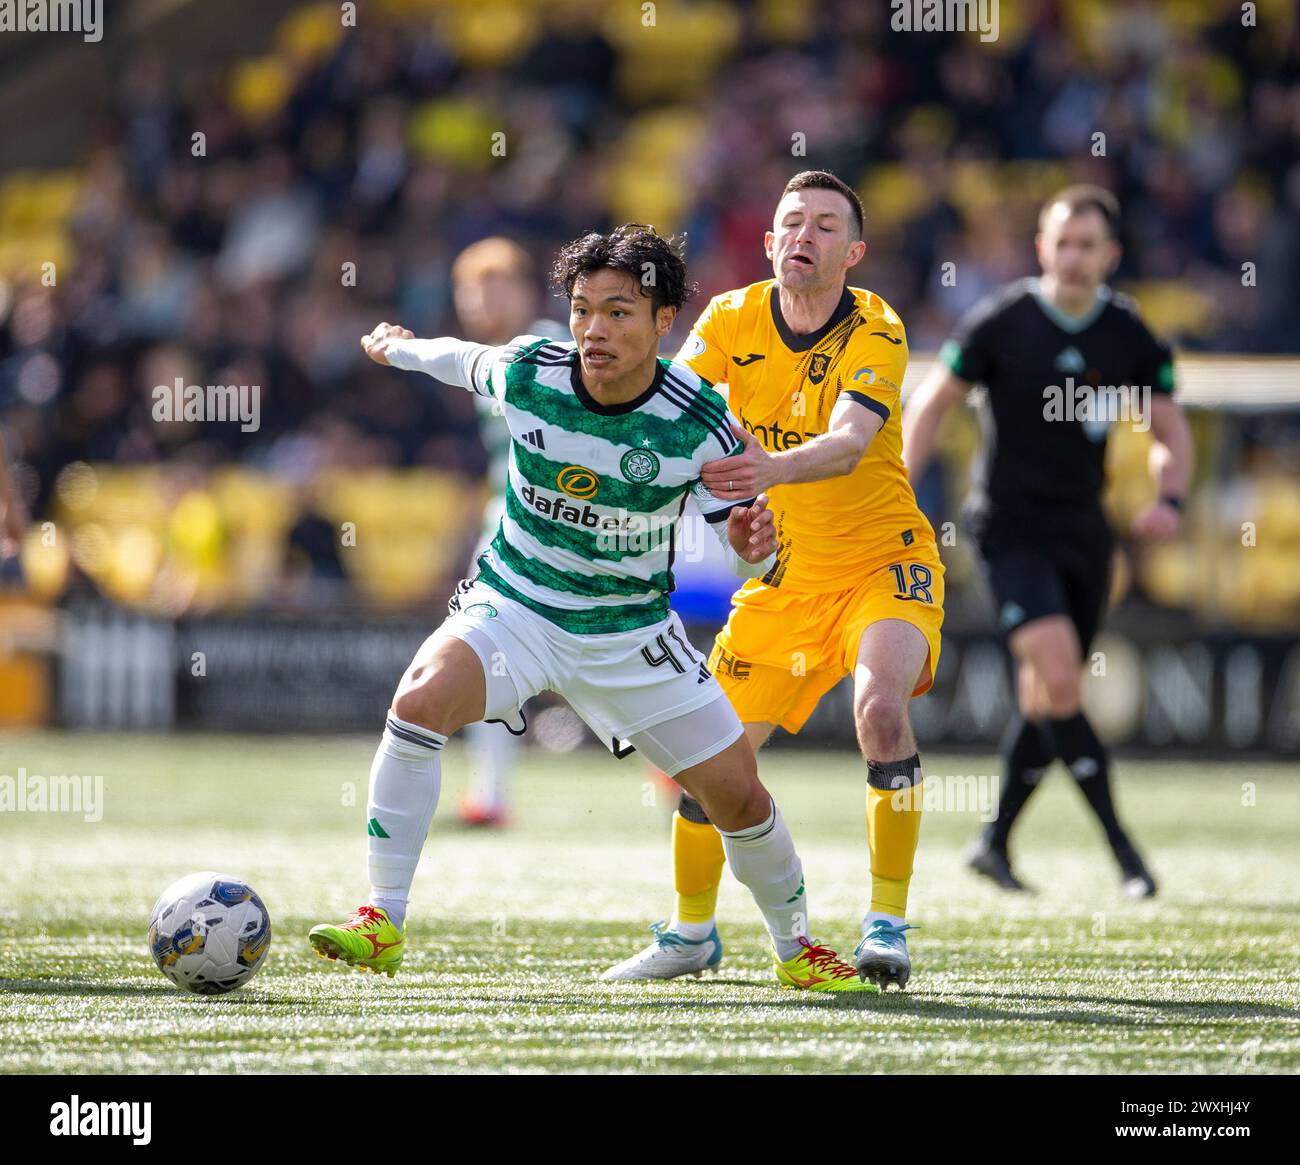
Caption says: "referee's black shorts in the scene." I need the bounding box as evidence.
[972,504,1114,655]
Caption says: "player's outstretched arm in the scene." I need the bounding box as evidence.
[360,322,501,396]
[1131,392,1194,541]
[901,365,970,480]
[360,321,415,365]
[701,402,883,501]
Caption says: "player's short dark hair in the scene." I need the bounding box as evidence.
[1040,185,1121,239]
[550,224,697,314]
[781,170,865,239]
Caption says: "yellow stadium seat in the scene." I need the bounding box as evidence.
[211,468,296,536]
[444,2,540,69]
[857,165,931,230]
[947,159,1005,220]
[998,160,1071,205]
[408,97,502,168]
[104,526,164,606]
[229,57,295,125]
[1256,477,1300,543]
[1115,281,1215,338]
[275,3,347,64]
[603,0,740,101]
[757,0,813,44]
[609,109,706,231]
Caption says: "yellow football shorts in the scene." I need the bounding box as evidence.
[707,546,945,734]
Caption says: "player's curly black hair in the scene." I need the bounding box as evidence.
[550,224,698,314]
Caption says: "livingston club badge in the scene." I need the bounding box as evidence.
[620,448,660,483]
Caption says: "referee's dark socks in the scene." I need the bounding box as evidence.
[987,716,1054,853]
[1048,712,1132,853]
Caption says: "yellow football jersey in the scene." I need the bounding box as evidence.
[678,278,935,593]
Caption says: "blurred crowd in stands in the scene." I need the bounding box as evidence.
[0,0,1297,621]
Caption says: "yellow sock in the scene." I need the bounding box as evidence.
[866,783,922,917]
[673,811,725,923]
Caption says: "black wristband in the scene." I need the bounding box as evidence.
[1159,495,1185,512]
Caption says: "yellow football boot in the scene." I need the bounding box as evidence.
[308,905,405,976]
[773,937,880,993]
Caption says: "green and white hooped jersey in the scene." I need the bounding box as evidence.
[472,318,569,513]
[465,335,750,634]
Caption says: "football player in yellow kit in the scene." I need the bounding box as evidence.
[602,171,944,989]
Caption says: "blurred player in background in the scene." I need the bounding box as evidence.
[449,239,567,827]
[904,186,1194,899]
[604,171,944,990]
[0,432,27,564]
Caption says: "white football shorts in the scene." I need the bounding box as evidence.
[430,578,743,776]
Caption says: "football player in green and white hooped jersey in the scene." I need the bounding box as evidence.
[449,238,568,827]
[306,225,875,992]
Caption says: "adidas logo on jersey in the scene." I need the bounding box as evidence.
[521,428,546,449]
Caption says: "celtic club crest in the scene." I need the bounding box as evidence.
[620,448,660,483]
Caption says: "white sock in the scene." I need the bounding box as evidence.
[465,719,519,809]
[366,713,446,931]
[670,918,715,942]
[718,800,807,961]
[862,910,906,935]
[371,897,408,928]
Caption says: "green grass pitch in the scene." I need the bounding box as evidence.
[1,732,1297,1074]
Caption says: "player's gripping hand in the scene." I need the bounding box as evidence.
[727,493,778,564]
[702,423,782,500]
[361,322,415,366]
[1131,500,1181,542]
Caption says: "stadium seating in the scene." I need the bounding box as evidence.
[1,0,1296,627]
